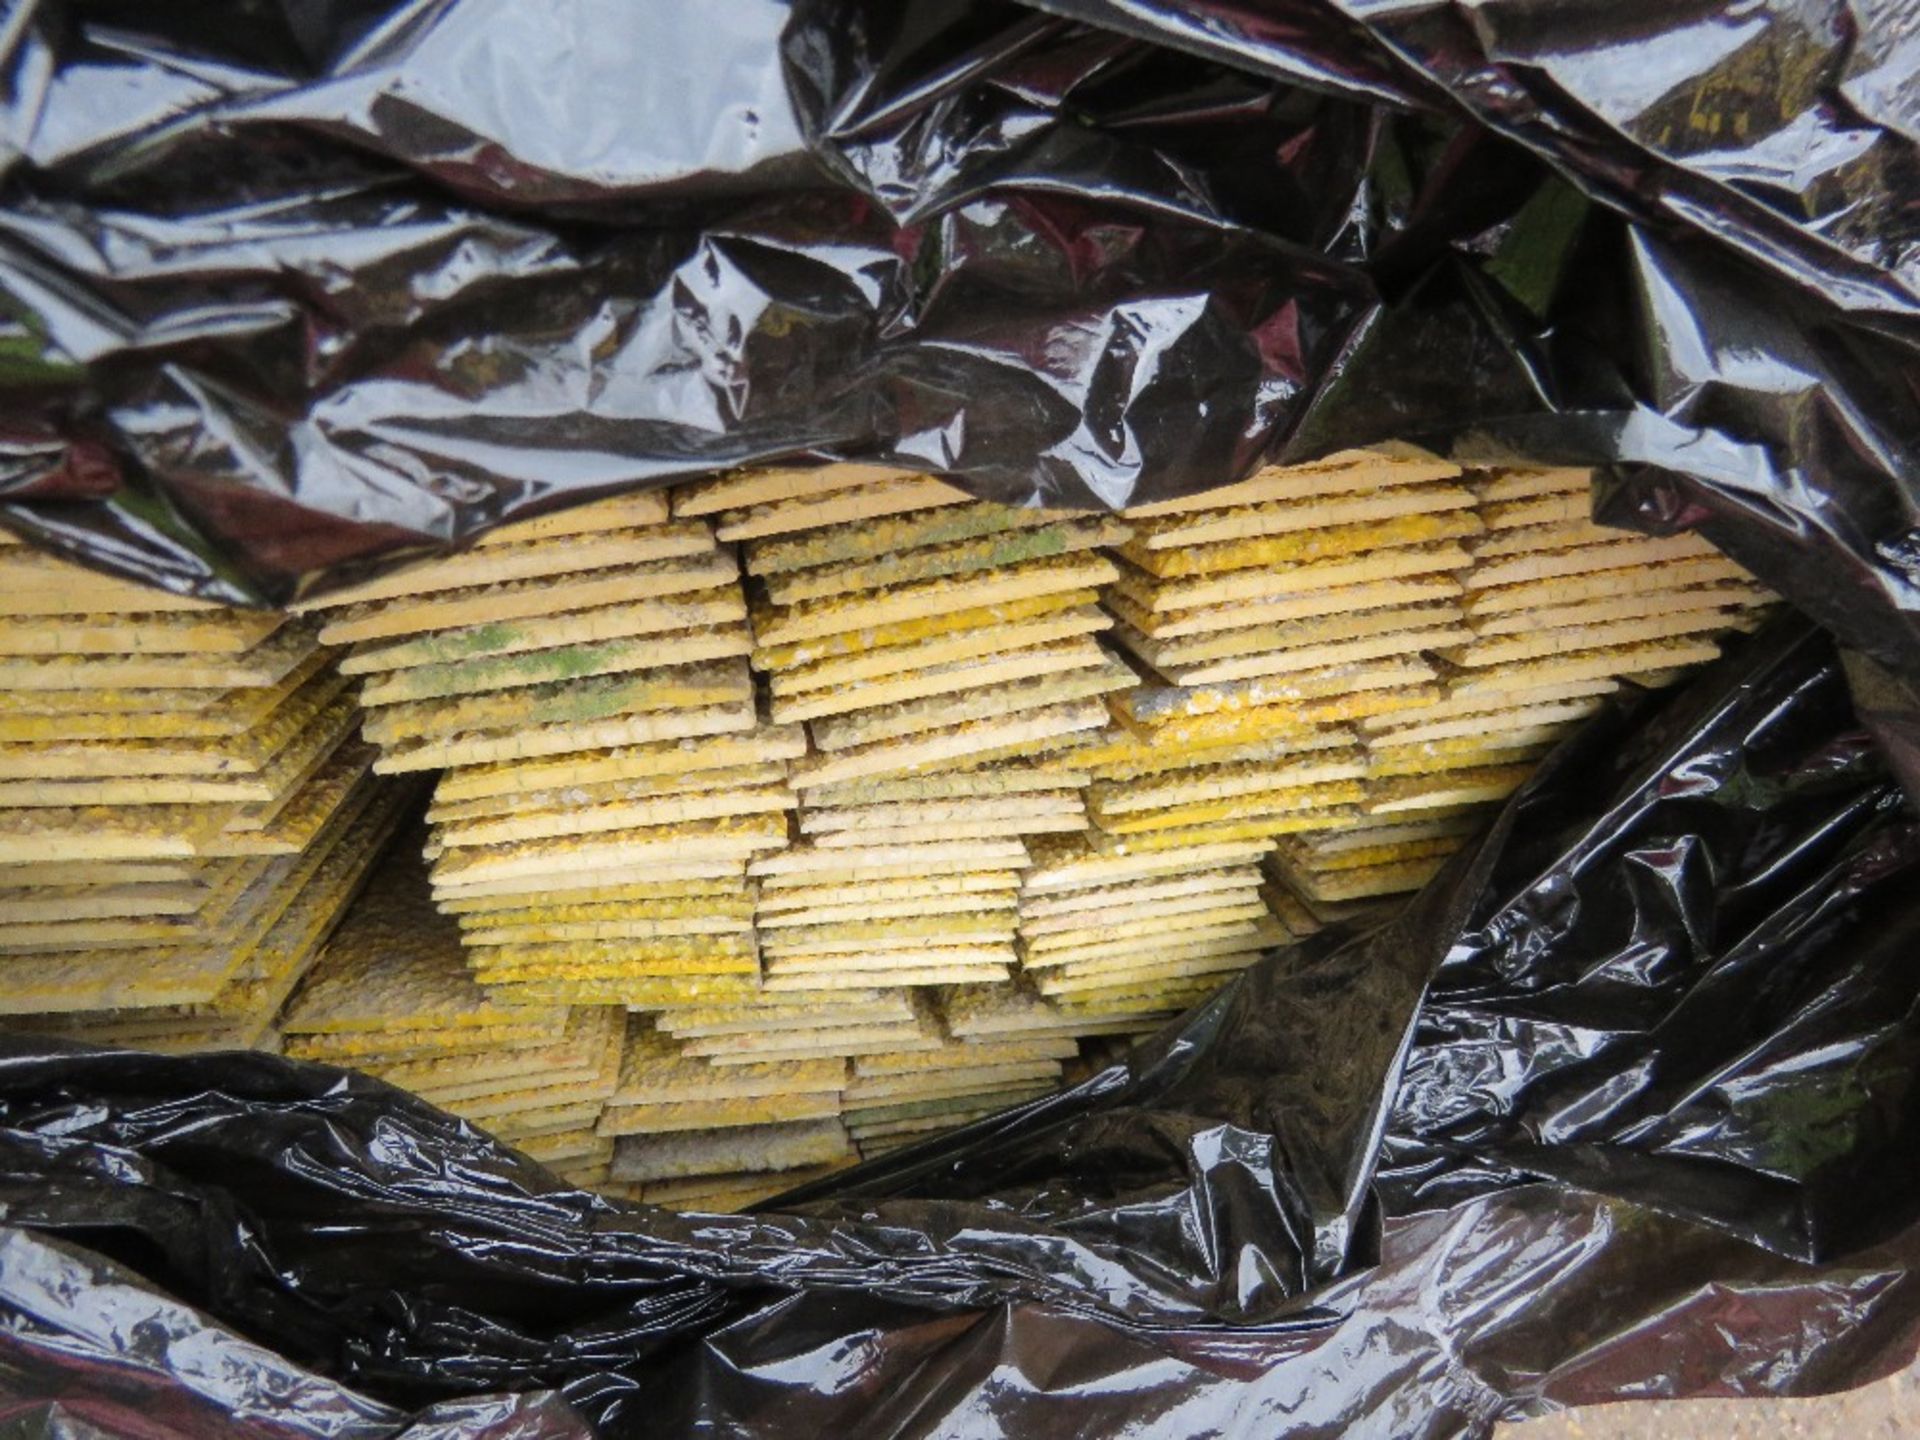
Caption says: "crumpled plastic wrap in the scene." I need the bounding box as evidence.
[0,1227,593,1440]
[3,617,1919,1437]
[0,0,1912,667]
[3,3,1920,1436]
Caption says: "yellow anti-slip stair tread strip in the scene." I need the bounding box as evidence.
[771,638,1113,726]
[427,720,803,800]
[744,496,1067,577]
[1114,541,1475,614]
[358,625,752,706]
[0,774,393,1015]
[753,588,1097,672]
[373,697,757,774]
[801,799,1083,833]
[674,462,905,518]
[362,658,751,745]
[430,812,788,884]
[714,474,970,543]
[293,521,713,612]
[758,517,1130,606]
[0,667,352,779]
[0,609,284,655]
[1118,449,1457,519]
[471,490,671,544]
[0,624,320,691]
[1106,573,1464,641]
[0,550,228,615]
[427,761,787,825]
[769,608,1111,700]
[0,649,334,740]
[1130,481,1477,551]
[0,693,359,806]
[0,802,241,863]
[318,550,738,646]
[752,554,1118,647]
[342,591,746,674]
[1116,599,1463,668]
[1120,510,1484,581]
[810,658,1135,751]
[1462,555,1754,615]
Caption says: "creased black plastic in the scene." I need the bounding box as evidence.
[4,617,1920,1438]
[0,0,1912,674]
[5,6,1920,1436]
[0,1227,595,1438]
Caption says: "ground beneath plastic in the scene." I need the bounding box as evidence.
[1499,1359,1920,1437]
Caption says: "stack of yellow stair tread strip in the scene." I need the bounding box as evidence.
[281,837,624,1187]
[0,455,1780,1206]
[0,535,396,1048]
[686,463,1137,1001]
[1262,464,1772,912]
[302,489,784,1014]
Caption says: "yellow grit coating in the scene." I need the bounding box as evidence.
[1136,622,1473,687]
[358,625,752,705]
[809,656,1134,752]
[1120,510,1483,580]
[1445,608,1761,667]
[747,499,1065,575]
[372,697,756,774]
[714,473,971,542]
[1089,752,1369,813]
[0,693,358,805]
[759,517,1130,604]
[1464,533,1727,590]
[1447,640,1723,696]
[0,650,332,739]
[598,1093,843,1135]
[1105,573,1463,640]
[1112,542,1476,613]
[317,549,738,646]
[363,658,751,745]
[473,490,671,541]
[751,554,1117,646]
[431,723,806,801]
[1472,467,1591,503]
[673,463,908,517]
[1115,600,1464,669]
[436,783,792,848]
[437,878,744,916]
[0,625,319,691]
[0,551,227,614]
[1462,555,1755,615]
[1129,481,1476,550]
[1467,583,1771,638]
[430,813,788,884]
[789,698,1111,787]
[1113,657,1437,729]
[0,669,351,779]
[1479,492,1590,530]
[774,638,1113,726]
[293,522,715,611]
[0,610,284,656]
[1087,810,1358,854]
[1090,780,1368,835]
[752,588,1096,671]
[342,590,746,673]
[768,607,1110,698]
[1119,450,1457,518]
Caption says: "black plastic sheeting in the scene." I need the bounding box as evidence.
[3,618,1919,1436]
[3,3,1920,1436]
[0,0,1914,665]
